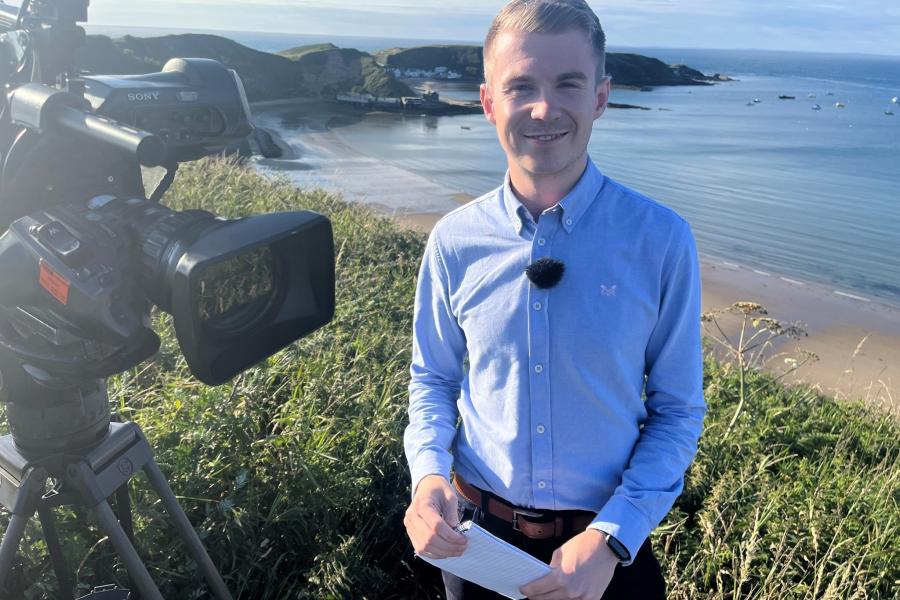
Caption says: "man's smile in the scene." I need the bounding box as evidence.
[523,131,569,142]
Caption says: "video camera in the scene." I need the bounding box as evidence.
[0,1,335,598]
[0,0,335,446]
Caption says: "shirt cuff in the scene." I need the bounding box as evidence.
[410,451,453,498]
[589,495,653,566]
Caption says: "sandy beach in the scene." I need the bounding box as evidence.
[251,101,900,413]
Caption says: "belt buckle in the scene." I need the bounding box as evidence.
[511,507,543,532]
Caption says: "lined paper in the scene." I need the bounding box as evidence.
[416,521,552,599]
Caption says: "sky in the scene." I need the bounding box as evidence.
[86,0,900,57]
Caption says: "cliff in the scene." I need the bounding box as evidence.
[73,35,719,103]
[375,45,484,79]
[376,45,722,88]
[279,44,413,98]
[74,34,412,100]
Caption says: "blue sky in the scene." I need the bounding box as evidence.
[87,0,900,56]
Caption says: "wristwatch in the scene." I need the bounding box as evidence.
[604,534,630,562]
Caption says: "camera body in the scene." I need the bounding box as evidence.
[83,57,254,163]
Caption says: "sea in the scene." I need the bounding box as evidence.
[88,26,900,307]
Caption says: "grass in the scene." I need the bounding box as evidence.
[1,159,897,598]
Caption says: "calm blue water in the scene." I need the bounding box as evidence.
[328,72,899,305]
[87,27,900,306]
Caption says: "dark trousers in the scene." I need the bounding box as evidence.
[442,499,666,600]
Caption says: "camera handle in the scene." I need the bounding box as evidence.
[0,421,233,599]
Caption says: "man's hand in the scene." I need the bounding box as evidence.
[520,529,619,600]
[404,475,468,558]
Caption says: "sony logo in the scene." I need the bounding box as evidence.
[127,91,160,102]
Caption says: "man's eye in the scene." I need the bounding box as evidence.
[559,81,582,89]
[508,84,532,93]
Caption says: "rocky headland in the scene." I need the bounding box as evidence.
[74,35,727,104]
[72,35,729,156]
[376,44,731,88]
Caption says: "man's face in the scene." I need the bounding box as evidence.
[481,29,609,185]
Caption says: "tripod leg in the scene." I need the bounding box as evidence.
[36,505,75,600]
[114,485,135,544]
[143,461,233,600]
[91,500,164,600]
[0,513,29,592]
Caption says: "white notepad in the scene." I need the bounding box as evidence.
[416,521,552,599]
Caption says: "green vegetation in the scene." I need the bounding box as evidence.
[74,34,714,103]
[75,34,413,100]
[1,160,897,598]
[278,43,341,60]
[375,45,485,80]
[373,44,717,87]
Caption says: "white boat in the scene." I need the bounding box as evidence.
[892,96,899,104]
[808,93,816,98]
[811,104,821,110]
[834,102,846,108]
[752,98,761,103]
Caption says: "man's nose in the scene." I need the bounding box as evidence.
[530,90,561,121]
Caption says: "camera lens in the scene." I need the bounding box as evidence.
[194,246,277,336]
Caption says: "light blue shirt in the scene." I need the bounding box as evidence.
[404,158,705,560]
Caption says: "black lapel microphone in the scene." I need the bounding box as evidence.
[525,258,565,289]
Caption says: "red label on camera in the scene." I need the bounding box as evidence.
[39,260,70,305]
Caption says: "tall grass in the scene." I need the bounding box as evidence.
[1,159,896,598]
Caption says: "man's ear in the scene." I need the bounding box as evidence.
[480,83,497,125]
[594,75,611,120]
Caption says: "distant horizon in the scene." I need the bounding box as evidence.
[84,0,900,58]
[85,24,900,61]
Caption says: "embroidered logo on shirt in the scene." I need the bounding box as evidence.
[600,284,617,297]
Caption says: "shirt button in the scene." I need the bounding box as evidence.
[538,481,547,489]
[536,425,545,434]
[537,238,546,246]
[533,301,542,311]
[565,217,573,226]
[534,364,544,373]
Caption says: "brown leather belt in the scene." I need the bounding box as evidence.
[453,475,595,540]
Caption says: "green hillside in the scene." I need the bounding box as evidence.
[73,35,717,103]
[1,159,895,598]
[75,34,413,100]
[376,45,484,79]
[278,43,339,60]
[376,44,718,87]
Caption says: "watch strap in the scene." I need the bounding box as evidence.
[605,534,631,562]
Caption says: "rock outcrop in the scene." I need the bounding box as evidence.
[75,34,412,101]
[375,45,724,88]
[73,35,721,102]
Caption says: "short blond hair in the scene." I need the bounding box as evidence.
[483,0,606,83]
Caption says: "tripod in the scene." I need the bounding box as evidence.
[0,420,233,600]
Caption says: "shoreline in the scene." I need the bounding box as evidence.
[251,103,899,413]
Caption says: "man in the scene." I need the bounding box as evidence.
[403,1,705,598]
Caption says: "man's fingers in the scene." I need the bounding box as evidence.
[519,570,561,597]
[443,499,462,529]
[420,501,466,544]
[549,548,562,568]
[412,503,460,541]
[406,501,467,557]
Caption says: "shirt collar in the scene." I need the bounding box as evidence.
[501,158,605,235]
